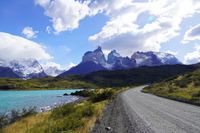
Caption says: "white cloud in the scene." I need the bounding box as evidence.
[184,45,200,64]
[35,0,50,7]
[42,61,62,70]
[22,26,39,39]
[66,62,76,70]
[182,24,200,44]
[41,61,66,76]
[166,50,178,56]
[35,0,200,55]
[0,32,52,61]
[89,0,200,56]
[35,0,90,33]
[46,26,52,34]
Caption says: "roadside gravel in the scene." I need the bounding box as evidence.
[91,86,200,133]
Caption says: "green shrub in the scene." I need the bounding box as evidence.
[51,104,75,119]
[90,90,114,103]
[70,90,93,97]
[194,81,200,87]
[46,116,84,132]
[79,103,94,117]
[42,102,95,132]
[192,90,200,98]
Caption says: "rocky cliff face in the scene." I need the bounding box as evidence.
[82,46,107,66]
[131,51,180,67]
[107,50,136,69]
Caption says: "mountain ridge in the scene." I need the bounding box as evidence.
[0,58,47,79]
[59,47,181,77]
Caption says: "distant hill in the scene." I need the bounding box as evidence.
[0,64,198,90]
[59,61,106,77]
[78,64,197,87]
[143,66,200,105]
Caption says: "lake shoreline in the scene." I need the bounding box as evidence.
[0,89,82,114]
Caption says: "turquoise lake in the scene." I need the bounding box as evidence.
[0,89,81,114]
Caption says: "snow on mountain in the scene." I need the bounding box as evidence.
[131,51,180,66]
[60,47,107,76]
[44,66,65,77]
[107,50,136,69]
[0,58,47,79]
[41,62,65,77]
[59,47,181,77]
[155,52,181,64]
[9,58,47,79]
[82,46,107,66]
[107,50,121,64]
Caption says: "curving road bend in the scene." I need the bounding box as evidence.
[121,86,200,133]
[92,86,200,133]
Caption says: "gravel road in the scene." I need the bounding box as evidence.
[91,86,200,133]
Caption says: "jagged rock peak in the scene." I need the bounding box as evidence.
[107,50,121,64]
[82,46,106,66]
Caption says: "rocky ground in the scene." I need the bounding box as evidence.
[92,86,200,133]
[91,94,136,133]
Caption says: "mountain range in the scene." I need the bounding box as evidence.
[0,47,181,79]
[0,59,47,79]
[59,47,181,77]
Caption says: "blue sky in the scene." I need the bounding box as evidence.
[0,0,200,70]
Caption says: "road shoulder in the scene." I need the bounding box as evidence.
[91,93,135,133]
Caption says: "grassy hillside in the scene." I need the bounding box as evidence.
[143,68,200,105]
[0,64,198,90]
[81,64,197,87]
[0,76,96,90]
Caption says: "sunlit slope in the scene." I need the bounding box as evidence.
[143,68,200,105]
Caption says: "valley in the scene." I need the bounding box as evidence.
[1,0,200,132]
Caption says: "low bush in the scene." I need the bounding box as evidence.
[192,90,200,98]
[70,90,93,97]
[90,89,114,103]
[51,104,75,119]
[33,102,96,132]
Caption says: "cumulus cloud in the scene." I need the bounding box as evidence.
[182,24,200,44]
[35,0,90,33]
[184,45,200,64]
[42,61,62,70]
[166,50,178,56]
[35,0,200,55]
[66,62,76,70]
[22,26,39,39]
[89,0,200,56]
[42,61,75,71]
[0,32,52,61]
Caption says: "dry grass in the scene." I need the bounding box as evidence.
[2,112,50,133]
[76,101,107,133]
[2,101,107,133]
